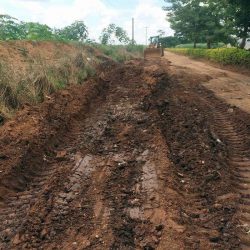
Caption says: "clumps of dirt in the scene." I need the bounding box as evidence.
[150,76,240,249]
[0,57,248,249]
[0,61,113,201]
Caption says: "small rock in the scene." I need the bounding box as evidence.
[227,108,234,113]
[216,138,222,144]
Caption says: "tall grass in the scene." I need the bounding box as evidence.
[0,45,97,121]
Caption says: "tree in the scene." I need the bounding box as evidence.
[57,21,88,42]
[22,22,54,40]
[226,0,250,48]
[100,24,130,45]
[163,0,229,48]
[0,15,25,40]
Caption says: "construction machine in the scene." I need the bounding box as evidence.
[144,36,164,59]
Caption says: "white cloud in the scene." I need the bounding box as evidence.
[130,0,173,43]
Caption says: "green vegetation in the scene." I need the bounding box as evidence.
[99,24,130,45]
[0,15,88,42]
[163,0,250,49]
[167,48,250,67]
[0,41,101,120]
[95,44,144,62]
[0,14,143,122]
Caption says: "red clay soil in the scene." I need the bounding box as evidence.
[0,58,249,249]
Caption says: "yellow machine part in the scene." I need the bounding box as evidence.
[144,48,164,59]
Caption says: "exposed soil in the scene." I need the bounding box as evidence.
[166,51,250,113]
[0,55,249,249]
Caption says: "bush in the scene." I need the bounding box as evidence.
[167,48,250,67]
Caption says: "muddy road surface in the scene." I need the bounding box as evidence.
[0,57,249,249]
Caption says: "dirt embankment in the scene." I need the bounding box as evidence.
[0,56,249,249]
[0,41,108,121]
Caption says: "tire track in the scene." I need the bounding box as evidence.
[0,165,58,249]
[209,107,250,249]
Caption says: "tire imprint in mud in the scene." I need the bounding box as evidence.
[0,164,58,248]
[2,59,249,249]
[154,78,242,249]
[197,91,250,250]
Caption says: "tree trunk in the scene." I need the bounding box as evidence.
[240,37,247,49]
[239,25,248,49]
[193,37,197,48]
[207,40,211,49]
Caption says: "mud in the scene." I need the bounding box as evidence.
[0,57,249,249]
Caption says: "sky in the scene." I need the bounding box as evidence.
[0,0,173,44]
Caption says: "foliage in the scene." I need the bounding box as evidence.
[100,24,130,45]
[0,15,89,42]
[159,36,190,48]
[55,21,88,42]
[163,0,240,48]
[226,0,250,48]
[167,47,250,67]
[22,22,54,40]
[0,15,25,40]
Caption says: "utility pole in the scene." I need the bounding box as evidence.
[145,26,148,46]
[132,18,135,45]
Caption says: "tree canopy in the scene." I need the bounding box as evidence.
[0,15,89,42]
[163,0,250,48]
[100,24,130,45]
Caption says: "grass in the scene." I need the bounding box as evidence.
[94,44,145,62]
[0,41,144,122]
[0,43,98,121]
[167,48,250,67]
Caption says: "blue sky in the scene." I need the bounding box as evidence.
[0,0,173,44]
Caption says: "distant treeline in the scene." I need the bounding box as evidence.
[0,15,89,42]
[0,15,131,45]
[163,0,250,49]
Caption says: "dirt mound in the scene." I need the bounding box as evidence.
[0,57,249,249]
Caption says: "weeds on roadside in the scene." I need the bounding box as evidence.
[0,44,96,122]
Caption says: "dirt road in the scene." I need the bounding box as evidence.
[166,51,250,113]
[0,56,249,249]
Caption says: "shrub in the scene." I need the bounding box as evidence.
[167,48,250,67]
